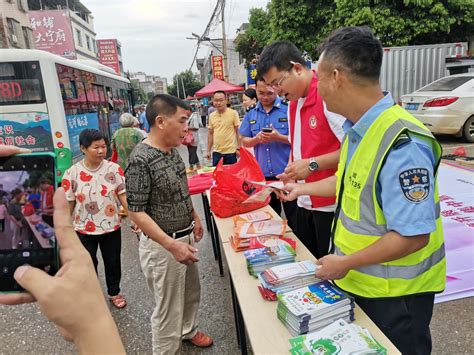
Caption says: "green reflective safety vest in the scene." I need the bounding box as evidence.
[333,105,446,298]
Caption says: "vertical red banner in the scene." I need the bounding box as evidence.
[212,55,224,80]
[97,39,120,75]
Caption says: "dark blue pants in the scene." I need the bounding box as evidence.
[212,152,237,166]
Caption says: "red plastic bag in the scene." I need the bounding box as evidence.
[23,202,35,217]
[182,131,195,146]
[110,149,118,163]
[210,147,270,218]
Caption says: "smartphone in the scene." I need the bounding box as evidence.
[261,127,272,133]
[0,153,59,293]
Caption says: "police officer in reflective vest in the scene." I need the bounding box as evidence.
[284,27,445,355]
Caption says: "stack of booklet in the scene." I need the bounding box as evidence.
[244,245,296,277]
[230,211,293,252]
[230,234,297,252]
[277,281,355,336]
[289,319,387,354]
[257,260,319,301]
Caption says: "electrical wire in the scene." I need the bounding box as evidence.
[189,0,223,70]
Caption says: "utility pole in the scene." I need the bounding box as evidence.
[221,0,229,82]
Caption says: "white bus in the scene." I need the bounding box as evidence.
[0,49,133,179]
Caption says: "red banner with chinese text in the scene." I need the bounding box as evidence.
[212,56,224,80]
[28,10,77,59]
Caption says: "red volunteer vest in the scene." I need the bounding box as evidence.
[289,72,339,208]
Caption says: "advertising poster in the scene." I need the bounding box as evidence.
[66,112,99,157]
[436,163,474,303]
[212,56,224,80]
[0,112,53,152]
[247,64,257,85]
[97,39,120,75]
[28,10,76,59]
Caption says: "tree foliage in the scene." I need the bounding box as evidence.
[235,0,473,62]
[130,79,147,104]
[332,0,474,47]
[235,8,272,67]
[268,0,335,59]
[167,70,202,98]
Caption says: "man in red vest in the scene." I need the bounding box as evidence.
[257,41,345,259]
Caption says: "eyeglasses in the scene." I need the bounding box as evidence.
[267,69,293,91]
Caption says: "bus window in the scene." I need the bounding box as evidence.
[57,63,101,159]
[0,61,45,105]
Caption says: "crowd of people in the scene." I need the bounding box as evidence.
[0,178,54,250]
[0,26,445,355]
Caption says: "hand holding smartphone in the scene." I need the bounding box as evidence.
[0,153,59,293]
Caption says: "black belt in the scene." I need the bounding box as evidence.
[143,221,195,240]
[170,221,195,239]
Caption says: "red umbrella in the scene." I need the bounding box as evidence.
[195,78,244,97]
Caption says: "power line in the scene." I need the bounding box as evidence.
[188,0,224,71]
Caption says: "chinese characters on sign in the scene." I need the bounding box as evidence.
[97,39,121,75]
[212,56,224,80]
[28,10,76,59]
[0,112,53,152]
[440,194,474,228]
[0,125,36,147]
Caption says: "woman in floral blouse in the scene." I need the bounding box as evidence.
[62,129,128,309]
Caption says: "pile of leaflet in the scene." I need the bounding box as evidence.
[244,245,296,277]
[289,319,387,354]
[257,260,319,301]
[230,211,294,252]
[277,280,355,336]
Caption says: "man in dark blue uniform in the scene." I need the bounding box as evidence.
[239,76,297,229]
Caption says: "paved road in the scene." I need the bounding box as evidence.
[0,129,471,354]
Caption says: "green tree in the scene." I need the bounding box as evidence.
[167,70,202,98]
[146,92,155,101]
[130,79,147,104]
[235,7,272,67]
[268,0,335,59]
[235,0,473,60]
[331,0,474,47]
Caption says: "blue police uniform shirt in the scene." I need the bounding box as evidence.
[139,111,150,132]
[239,97,290,177]
[342,92,437,236]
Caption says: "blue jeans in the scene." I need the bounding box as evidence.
[212,152,237,166]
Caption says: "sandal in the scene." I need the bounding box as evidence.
[109,294,127,309]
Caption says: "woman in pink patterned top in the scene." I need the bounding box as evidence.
[62,129,128,309]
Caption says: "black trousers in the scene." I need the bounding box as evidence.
[187,145,199,166]
[354,293,435,355]
[295,206,334,259]
[78,228,122,296]
[212,152,237,166]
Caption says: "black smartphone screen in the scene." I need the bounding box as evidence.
[0,154,59,292]
[261,127,272,133]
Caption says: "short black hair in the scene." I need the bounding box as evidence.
[146,94,190,127]
[11,188,23,198]
[213,90,226,98]
[318,26,383,82]
[39,178,52,185]
[257,41,306,76]
[243,88,257,100]
[79,129,106,149]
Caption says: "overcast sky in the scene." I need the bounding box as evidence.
[81,0,270,81]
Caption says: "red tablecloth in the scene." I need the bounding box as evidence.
[188,173,214,195]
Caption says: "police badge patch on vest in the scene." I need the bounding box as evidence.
[399,168,430,203]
